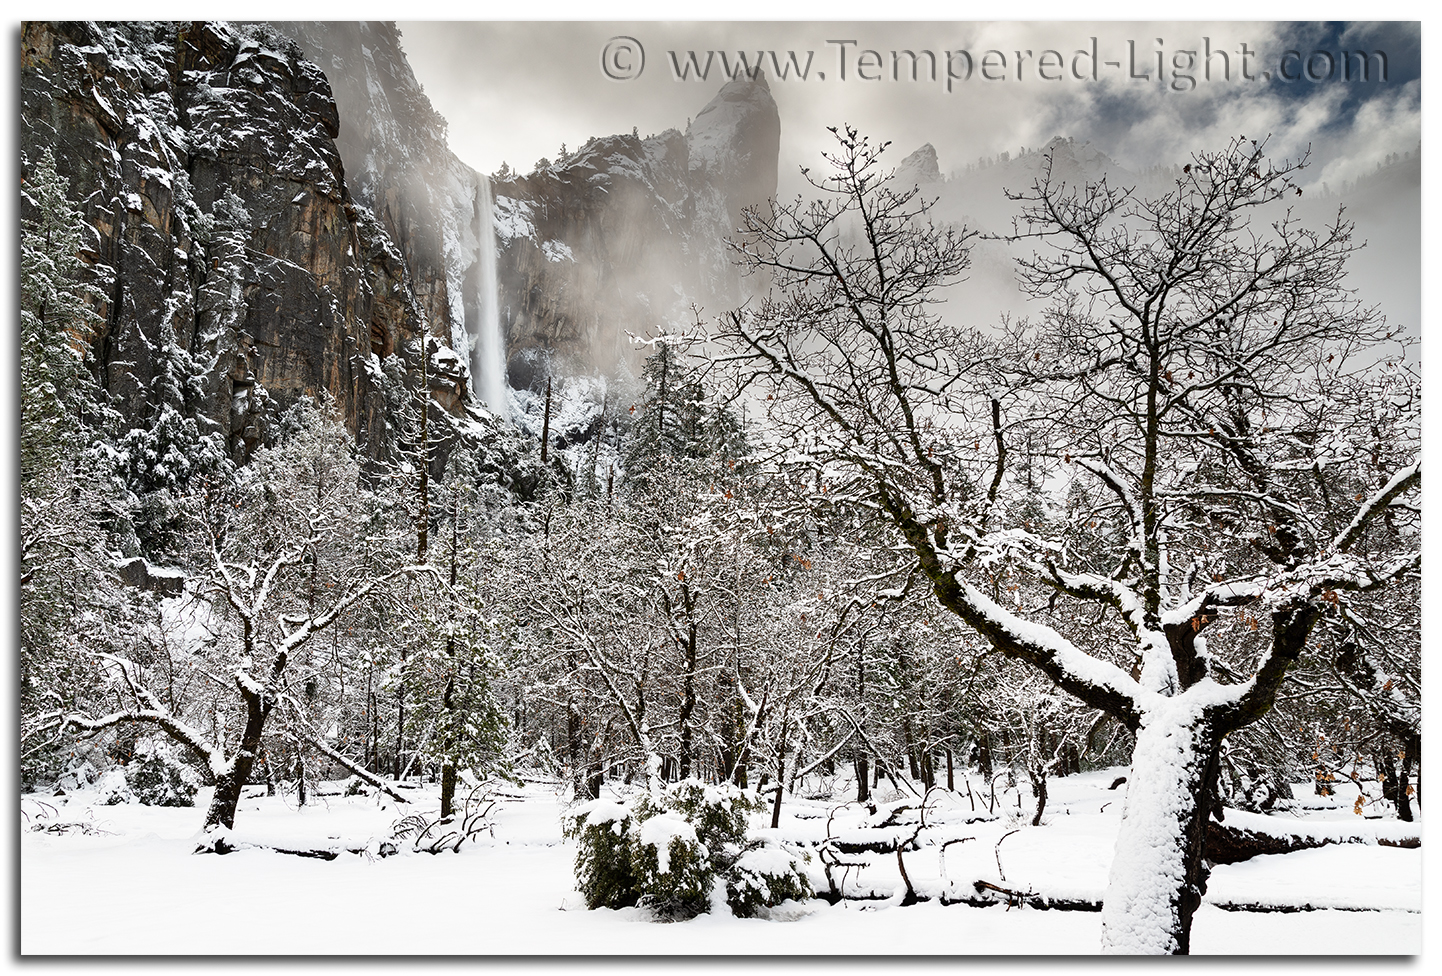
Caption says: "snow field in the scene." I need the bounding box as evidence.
[20,769,1419,955]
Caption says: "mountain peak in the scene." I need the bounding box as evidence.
[685,73,780,196]
[894,143,941,187]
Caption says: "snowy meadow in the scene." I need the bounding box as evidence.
[21,769,1419,955]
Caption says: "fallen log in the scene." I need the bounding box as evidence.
[1206,808,1419,865]
[1211,900,1420,915]
[936,881,1102,912]
[200,834,398,859]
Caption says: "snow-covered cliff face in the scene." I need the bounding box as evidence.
[280,24,783,401]
[23,19,783,459]
[492,74,780,383]
[276,21,493,409]
[892,143,941,189]
[19,21,459,460]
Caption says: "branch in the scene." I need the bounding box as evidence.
[289,720,409,804]
[1332,463,1420,554]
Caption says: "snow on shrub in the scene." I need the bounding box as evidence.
[124,740,199,806]
[53,759,101,795]
[629,813,711,919]
[725,842,814,918]
[95,769,133,806]
[565,778,808,921]
[663,780,754,872]
[566,800,641,910]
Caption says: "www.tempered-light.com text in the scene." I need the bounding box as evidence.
[649,40,1389,91]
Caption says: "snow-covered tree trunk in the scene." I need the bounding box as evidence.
[1100,701,1220,954]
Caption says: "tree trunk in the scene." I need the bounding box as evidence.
[567,700,583,797]
[1377,749,1399,808]
[771,709,789,829]
[1028,762,1047,827]
[1099,708,1220,955]
[1397,745,1415,823]
[854,753,870,803]
[202,692,270,834]
[903,719,921,780]
[677,619,697,780]
[295,744,307,808]
[440,762,457,819]
[394,676,405,781]
[540,376,552,465]
[977,732,993,780]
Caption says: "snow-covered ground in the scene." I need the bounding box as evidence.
[20,769,1419,955]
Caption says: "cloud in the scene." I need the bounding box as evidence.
[393,20,1418,336]
[398,21,1416,193]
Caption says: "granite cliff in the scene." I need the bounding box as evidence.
[21,20,782,472]
[20,20,461,464]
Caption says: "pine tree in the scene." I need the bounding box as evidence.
[19,148,120,789]
[20,148,101,484]
[621,333,745,494]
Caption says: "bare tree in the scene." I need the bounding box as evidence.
[32,403,432,845]
[718,127,1419,953]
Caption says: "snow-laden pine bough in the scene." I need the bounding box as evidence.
[717,127,1420,953]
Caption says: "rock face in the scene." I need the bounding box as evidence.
[22,19,784,469]
[20,21,451,460]
[492,74,780,382]
[276,22,488,398]
[892,143,941,189]
[278,23,783,395]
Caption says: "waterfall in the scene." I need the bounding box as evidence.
[471,174,509,419]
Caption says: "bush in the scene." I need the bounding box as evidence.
[725,843,814,918]
[52,758,101,795]
[95,769,133,805]
[663,780,755,872]
[566,778,807,921]
[566,800,641,910]
[629,813,711,919]
[125,741,199,806]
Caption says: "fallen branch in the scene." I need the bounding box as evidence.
[1206,810,1419,865]
[1210,900,1420,914]
[196,827,395,859]
[938,881,1102,912]
[291,726,409,804]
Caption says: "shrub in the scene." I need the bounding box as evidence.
[567,778,808,921]
[53,758,101,795]
[629,812,711,919]
[95,769,133,806]
[566,800,640,910]
[664,780,756,873]
[725,842,814,918]
[125,741,199,806]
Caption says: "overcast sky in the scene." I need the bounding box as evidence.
[396,20,1419,195]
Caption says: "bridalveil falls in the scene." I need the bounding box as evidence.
[471,174,509,419]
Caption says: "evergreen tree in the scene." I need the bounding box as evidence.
[621,332,746,495]
[19,148,116,788]
[20,148,100,484]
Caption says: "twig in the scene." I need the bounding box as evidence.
[994,828,1020,881]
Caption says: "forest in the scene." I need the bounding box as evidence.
[20,121,1420,955]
